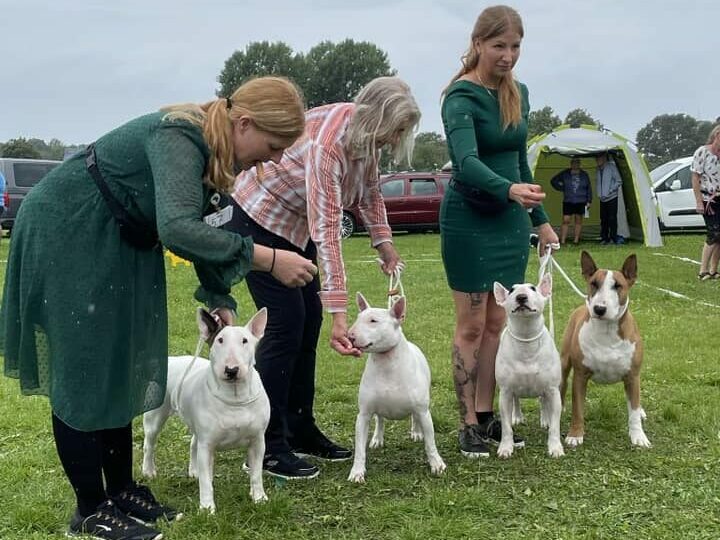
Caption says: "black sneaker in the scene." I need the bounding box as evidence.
[111,482,182,525]
[260,451,320,480]
[458,424,490,458]
[68,500,162,540]
[479,418,525,448]
[290,425,352,461]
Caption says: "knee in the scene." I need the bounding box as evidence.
[484,317,505,338]
[562,216,571,225]
[456,323,484,344]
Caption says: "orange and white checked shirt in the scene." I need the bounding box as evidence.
[232,103,392,313]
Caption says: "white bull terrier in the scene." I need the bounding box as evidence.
[493,274,564,459]
[142,308,270,512]
[346,293,446,483]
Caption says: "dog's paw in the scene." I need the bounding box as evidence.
[429,457,446,475]
[548,442,565,458]
[188,466,199,479]
[409,431,424,442]
[640,408,647,421]
[199,502,216,514]
[369,437,384,449]
[565,435,584,447]
[497,443,514,459]
[539,415,549,429]
[630,431,651,448]
[251,490,268,504]
[347,469,366,483]
[141,465,157,479]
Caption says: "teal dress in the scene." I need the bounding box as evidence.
[440,80,548,292]
[1,112,254,430]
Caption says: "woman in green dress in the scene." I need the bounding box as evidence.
[1,76,317,540]
[440,6,559,458]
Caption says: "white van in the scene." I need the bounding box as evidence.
[650,156,704,230]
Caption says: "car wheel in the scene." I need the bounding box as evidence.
[341,211,356,239]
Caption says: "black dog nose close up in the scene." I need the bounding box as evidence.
[516,294,528,304]
[224,366,240,379]
[593,305,607,317]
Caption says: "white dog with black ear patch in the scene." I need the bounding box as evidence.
[494,274,564,459]
[346,293,446,483]
[142,307,270,512]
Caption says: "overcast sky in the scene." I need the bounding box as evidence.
[1,0,717,145]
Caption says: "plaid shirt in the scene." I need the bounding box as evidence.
[232,103,392,313]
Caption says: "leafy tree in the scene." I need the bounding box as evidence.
[564,108,603,129]
[303,39,395,107]
[636,113,709,169]
[411,132,449,171]
[218,41,306,98]
[1,138,41,158]
[527,106,561,138]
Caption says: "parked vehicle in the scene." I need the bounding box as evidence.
[650,157,704,230]
[342,171,450,238]
[0,158,61,230]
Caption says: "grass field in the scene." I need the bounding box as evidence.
[1,233,719,539]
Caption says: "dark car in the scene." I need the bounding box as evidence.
[342,171,450,238]
[0,158,61,231]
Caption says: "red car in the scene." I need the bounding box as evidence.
[341,171,450,238]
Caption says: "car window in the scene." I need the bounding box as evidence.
[380,179,404,198]
[409,179,438,196]
[13,162,58,188]
[677,165,692,189]
[650,161,682,183]
[437,177,450,190]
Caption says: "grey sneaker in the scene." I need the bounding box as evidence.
[458,424,490,458]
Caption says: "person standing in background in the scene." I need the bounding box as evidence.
[595,152,622,245]
[550,157,592,245]
[692,125,720,280]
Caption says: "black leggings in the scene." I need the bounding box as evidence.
[51,413,133,516]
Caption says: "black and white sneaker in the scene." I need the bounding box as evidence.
[458,425,490,458]
[111,482,182,525]
[67,500,162,540]
[290,425,352,462]
[479,418,525,448]
[259,451,320,480]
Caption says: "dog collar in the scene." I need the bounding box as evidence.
[502,326,546,343]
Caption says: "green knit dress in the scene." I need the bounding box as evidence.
[440,81,548,292]
[1,112,254,431]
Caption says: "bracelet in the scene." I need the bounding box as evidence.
[269,248,276,273]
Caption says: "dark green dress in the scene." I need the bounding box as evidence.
[1,112,254,431]
[440,81,548,292]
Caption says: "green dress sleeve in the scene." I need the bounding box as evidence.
[443,95,513,202]
[518,84,549,227]
[146,121,254,311]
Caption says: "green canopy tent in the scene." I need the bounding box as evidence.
[526,125,662,247]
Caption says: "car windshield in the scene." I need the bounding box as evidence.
[650,161,682,183]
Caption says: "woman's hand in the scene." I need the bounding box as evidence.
[537,223,560,255]
[330,313,362,357]
[271,248,318,288]
[376,242,403,275]
[509,183,546,208]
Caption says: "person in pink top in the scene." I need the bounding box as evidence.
[226,76,420,479]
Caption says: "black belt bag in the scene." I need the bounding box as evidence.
[85,144,160,250]
[450,179,510,215]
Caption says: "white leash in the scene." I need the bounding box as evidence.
[172,336,206,408]
[377,259,405,308]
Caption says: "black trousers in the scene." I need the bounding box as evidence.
[225,201,323,454]
[51,413,133,517]
[600,197,618,242]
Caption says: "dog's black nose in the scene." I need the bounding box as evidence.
[516,294,528,304]
[224,366,240,379]
[593,305,607,316]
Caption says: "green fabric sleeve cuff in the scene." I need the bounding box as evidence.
[530,204,549,227]
[193,287,238,312]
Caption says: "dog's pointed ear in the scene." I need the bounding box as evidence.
[197,307,219,341]
[246,307,268,339]
[539,273,552,298]
[621,254,638,286]
[493,281,508,304]
[356,292,370,312]
[580,251,597,281]
[390,296,406,323]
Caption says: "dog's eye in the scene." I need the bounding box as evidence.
[591,280,599,289]
[242,338,248,344]
[530,285,536,292]
[218,337,223,344]
[613,282,622,290]
[509,286,516,293]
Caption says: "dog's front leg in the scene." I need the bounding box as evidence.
[511,395,525,426]
[196,441,216,513]
[497,388,515,458]
[348,412,371,483]
[566,370,590,447]
[416,409,446,475]
[545,388,564,458]
[188,434,199,478]
[247,435,268,503]
[370,415,385,448]
[624,374,651,448]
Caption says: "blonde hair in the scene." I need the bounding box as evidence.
[346,76,421,165]
[707,124,720,145]
[445,5,524,129]
[162,76,305,192]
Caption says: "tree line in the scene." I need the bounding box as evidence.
[2,40,715,172]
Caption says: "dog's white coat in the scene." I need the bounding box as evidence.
[346,294,446,482]
[494,275,564,459]
[142,308,271,512]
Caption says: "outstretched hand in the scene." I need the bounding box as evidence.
[509,183,546,208]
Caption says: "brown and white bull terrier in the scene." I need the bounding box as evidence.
[560,251,651,448]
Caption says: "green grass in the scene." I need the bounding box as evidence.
[1,233,720,539]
